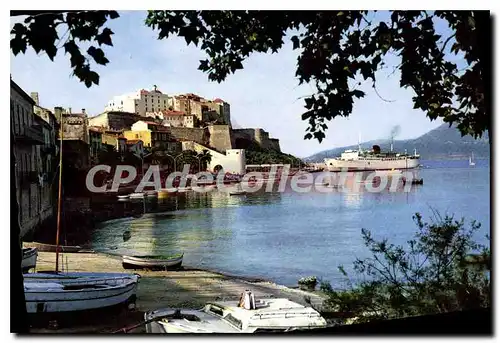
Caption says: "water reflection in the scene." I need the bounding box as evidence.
[89,163,489,286]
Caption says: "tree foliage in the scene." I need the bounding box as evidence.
[319,212,490,323]
[10,10,119,87]
[11,11,489,141]
[145,10,489,142]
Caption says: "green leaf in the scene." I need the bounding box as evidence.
[291,35,300,50]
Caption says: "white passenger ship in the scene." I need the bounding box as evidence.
[324,145,420,172]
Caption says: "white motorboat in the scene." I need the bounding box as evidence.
[177,187,192,193]
[145,190,158,198]
[144,291,327,333]
[24,272,140,313]
[129,193,145,199]
[22,247,38,271]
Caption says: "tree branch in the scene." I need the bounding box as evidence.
[440,33,456,54]
[10,10,81,17]
[373,81,396,102]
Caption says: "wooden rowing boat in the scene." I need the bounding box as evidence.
[24,242,91,253]
[122,253,184,270]
[24,272,140,313]
[22,247,38,271]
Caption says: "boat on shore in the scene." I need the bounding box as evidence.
[144,291,327,333]
[23,115,141,315]
[122,253,184,270]
[24,272,140,313]
[24,242,91,253]
[22,247,38,272]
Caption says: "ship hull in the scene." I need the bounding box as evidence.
[324,157,419,172]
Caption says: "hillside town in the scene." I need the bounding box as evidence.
[11,78,288,238]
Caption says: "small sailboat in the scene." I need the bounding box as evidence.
[469,152,476,166]
[22,247,38,272]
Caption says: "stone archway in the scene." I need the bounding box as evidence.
[213,164,223,173]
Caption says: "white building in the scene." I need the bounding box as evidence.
[181,141,245,174]
[105,86,171,116]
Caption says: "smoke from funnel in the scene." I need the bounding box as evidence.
[389,125,401,152]
[390,125,401,140]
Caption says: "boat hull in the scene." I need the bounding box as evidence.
[324,157,420,172]
[24,242,89,253]
[22,248,38,271]
[122,255,183,270]
[24,273,140,313]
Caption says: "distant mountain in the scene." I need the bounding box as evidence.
[304,124,490,162]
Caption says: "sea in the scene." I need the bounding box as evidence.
[90,159,490,287]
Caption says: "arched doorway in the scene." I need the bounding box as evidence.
[213,165,223,173]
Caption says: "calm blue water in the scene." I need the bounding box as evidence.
[91,159,490,287]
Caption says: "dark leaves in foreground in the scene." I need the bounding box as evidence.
[145,10,489,142]
[10,11,119,88]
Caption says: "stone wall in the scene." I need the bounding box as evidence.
[208,124,233,152]
[169,127,209,146]
[62,114,88,143]
[232,128,281,152]
[269,138,281,152]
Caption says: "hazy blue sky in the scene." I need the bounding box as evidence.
[11,11,460,157]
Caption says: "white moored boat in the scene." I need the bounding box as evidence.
[24,272,140,313]
[122,253,183,270]
[129,193,145,199]
[144,291,327,333]
[145,190,158,197]
[22,247,38,271]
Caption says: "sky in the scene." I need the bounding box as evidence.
[10,11,458,158]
